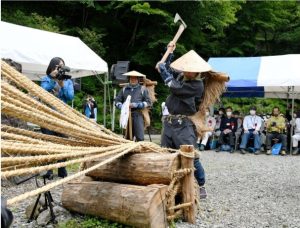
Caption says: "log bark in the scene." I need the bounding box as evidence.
[62,181,168,228]
[85,152,180,185]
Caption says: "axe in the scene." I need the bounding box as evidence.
[159,13,187,65]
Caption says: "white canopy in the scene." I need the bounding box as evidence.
[208,54,300,99]
[1,21,108,80]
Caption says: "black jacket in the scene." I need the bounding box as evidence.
[220,117,238,132]
[115,84,151,111]
[166,78,203,116]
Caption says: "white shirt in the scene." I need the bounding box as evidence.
[243,115,262,131]
[290,118,300,134]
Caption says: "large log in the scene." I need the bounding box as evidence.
[85,152,180,185]
[62,181,168,228]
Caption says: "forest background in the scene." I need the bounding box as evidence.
[2,0,300,131]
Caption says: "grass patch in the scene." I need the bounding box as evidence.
[66,163,80,173]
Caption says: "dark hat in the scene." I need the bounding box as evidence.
[250,106,257,110]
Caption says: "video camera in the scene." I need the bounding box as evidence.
[56,66,72,81]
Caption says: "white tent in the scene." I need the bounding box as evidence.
[1,21,108,80]
[208,55,300,99]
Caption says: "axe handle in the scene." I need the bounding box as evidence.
[160,24,186,64]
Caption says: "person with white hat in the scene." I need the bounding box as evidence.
[156,41,211,199]
[115,70,152,141]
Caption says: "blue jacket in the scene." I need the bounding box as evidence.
[41,75,74,103]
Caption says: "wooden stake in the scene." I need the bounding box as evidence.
[180,145,196,224]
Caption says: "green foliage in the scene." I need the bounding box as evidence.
[219,97,297,116]
[1,9,61,32]
[58,217,132,228]
[77,28,106,56]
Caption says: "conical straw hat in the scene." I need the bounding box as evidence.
[122,70,146,77]
[170,50,212,73]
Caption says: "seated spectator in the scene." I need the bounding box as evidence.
[291,110,300,155]
[266,107,287,156]
[197,107,216,151]
[233,110,243,145]
[216,107,237,153]
[239,106,262,155]
[214,107,225,137]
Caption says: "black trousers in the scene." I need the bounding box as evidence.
[266,132,287,150]
[161,118,205,186]
[131,111,144,141]
[218,131,235,147]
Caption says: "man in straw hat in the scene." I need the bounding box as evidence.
[156,41,212,199]
[115,70,152,141]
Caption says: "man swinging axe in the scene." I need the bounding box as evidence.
[115,71,152,141]
[156,13,208,199]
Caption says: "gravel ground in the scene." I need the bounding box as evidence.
[1,175,68,228]
[2,150,300,228]
[177,151,300,228]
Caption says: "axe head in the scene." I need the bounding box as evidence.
[174,13,187,28]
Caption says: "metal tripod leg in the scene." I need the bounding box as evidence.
[28,194,41,222]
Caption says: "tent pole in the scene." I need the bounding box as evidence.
[290,86,295,155]
[112,89,116,131]
[103,73,107,127]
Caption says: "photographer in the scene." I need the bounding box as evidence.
[41,57,74,179]
[266,107,287,156]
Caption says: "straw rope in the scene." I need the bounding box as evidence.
[1,125,91,146]
[2,143,137,179]
[6,144,138,205]
[1,144,124,166]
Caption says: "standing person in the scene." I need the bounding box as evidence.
[216,107,237,153]
[266,107,287,156]
[197,107,216,151]
[41,57,74,179]
[156,42,209,199]
[83,95,97,121]
[291,110,300,155]
[115,71,151,141]
[239,106,262,155]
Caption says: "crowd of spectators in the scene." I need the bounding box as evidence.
[197,106,300,156]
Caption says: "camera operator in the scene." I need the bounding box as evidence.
[40,57,74,179]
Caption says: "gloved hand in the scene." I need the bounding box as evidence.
[116,102,122,110]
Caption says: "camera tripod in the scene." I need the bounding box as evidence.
[20,174,57,224]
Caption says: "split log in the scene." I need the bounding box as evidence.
[85,152,180,185]
[62,181,168,228]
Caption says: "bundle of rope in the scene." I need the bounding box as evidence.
[1,61,169,206]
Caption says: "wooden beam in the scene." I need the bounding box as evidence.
[180,145,196,224]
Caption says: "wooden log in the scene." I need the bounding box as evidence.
[85,152,180,185]
[62,181,168,228]
[180,145,196,224]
